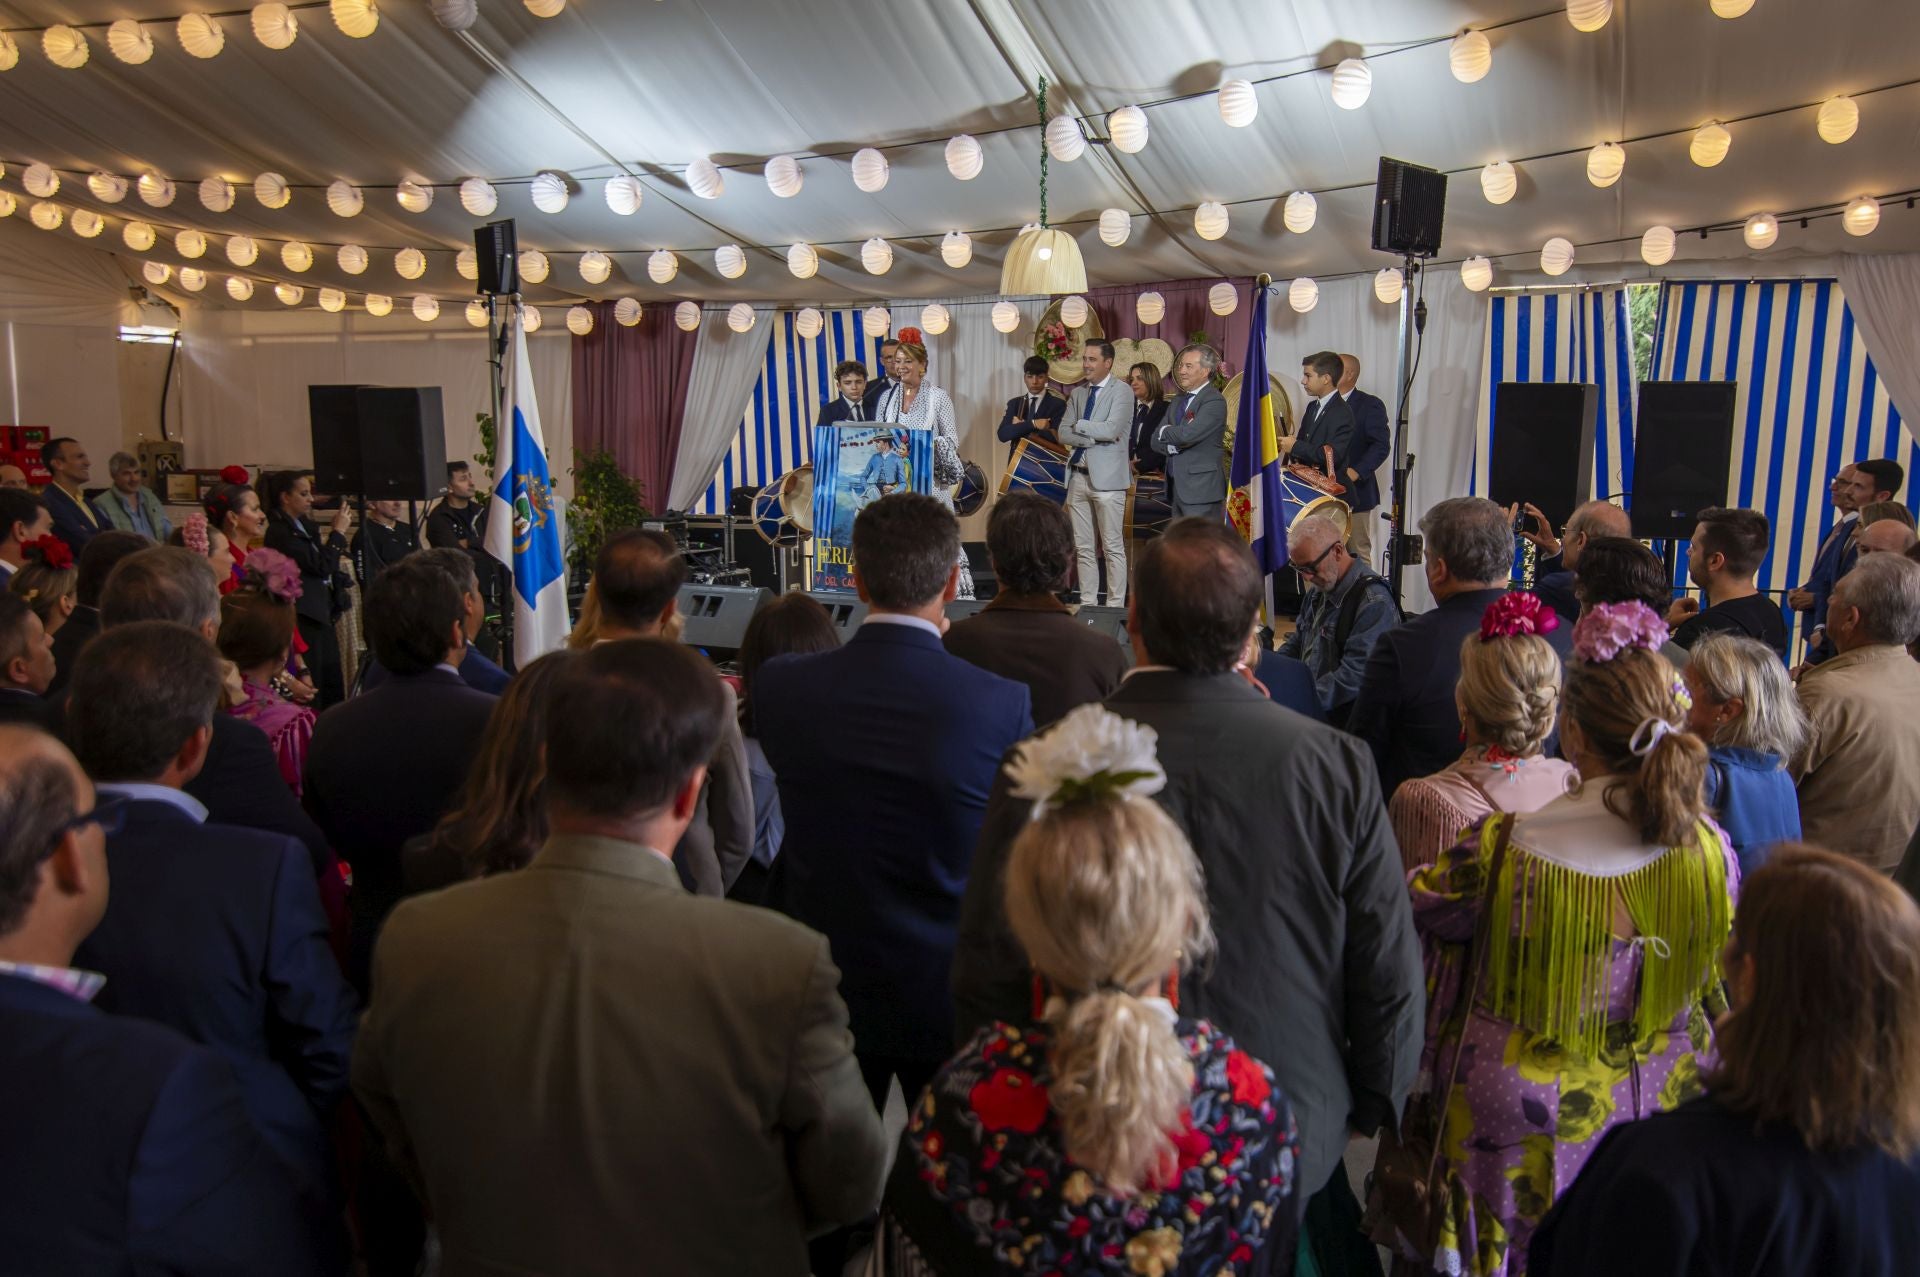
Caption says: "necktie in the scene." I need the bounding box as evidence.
[1029,396,1039,419]
[1071,384,1099,468]
[851,400,862,422]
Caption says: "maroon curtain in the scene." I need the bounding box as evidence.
[1083,275,1256,382]
[571,300,698,512]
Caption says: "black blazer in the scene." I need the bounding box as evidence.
[184,713,332,880]
[996,391,1068,459]
[1129,400,1169,473]
[0,686,54,730]
[1289,394,1358,477]
[942,595,1130,728]
[47,604,99,697]
[818,397,873,426]
[264,511,350,625]
[862,375,899,418]
[1343,389,1393,512]
[352,518,417,591]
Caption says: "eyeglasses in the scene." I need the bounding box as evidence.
[1290,541,1342,577]
[48,797,128,847]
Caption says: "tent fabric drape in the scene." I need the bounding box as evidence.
[570,300,697,515]
[671,312,776,510]
[1835,253,1920,429]
[0,225,138,329]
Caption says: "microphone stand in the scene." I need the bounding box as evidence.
[1386,251,1427,608]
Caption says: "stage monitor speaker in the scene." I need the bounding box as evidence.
[1486,383,1598,537]
[1632,381,1739,539]
[308,384,368,493]
[1074,605,1133,663]
[354,386,448,501]
[676,584,771,654]
[475,219,518,295]
[806,592,870,640]
[1371,158,1448,259]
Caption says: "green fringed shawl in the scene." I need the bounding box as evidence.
[1476,814,1731,1060]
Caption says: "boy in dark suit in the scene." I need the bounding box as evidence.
[817,359,872,425]
[996,355,1067,462]
[1284,350,1356,479]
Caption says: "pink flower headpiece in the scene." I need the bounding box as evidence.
[240,547,303,605]
[1480,591,1558,642]
[1572,600,1669,664]
[180,513,210,557]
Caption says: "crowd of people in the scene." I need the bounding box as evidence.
[0,428,1918,1277]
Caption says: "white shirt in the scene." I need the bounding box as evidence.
[96,781,209,823]
[862,613,942,639]
[842,396,865,421]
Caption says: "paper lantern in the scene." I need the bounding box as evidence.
[123,221,156,251]
[1480,160,1517,204]
[225,234,259,266]
[397,178,435,214]
[728,303,757,333]
[604,175,643,215]
[108,19,154,64]
[1055,296,1087,329]
[1217,79,1258,127]
[851,148,890,193]
[180,268,208,292]
[412,295,440,322]
[1460,256,1493,292]
[176,229,209,258]
[0,194,12,219]
[460,178,498,216]
[1450,30,1492,83]
[179,13,226,58]
[1690,122,1731,167]
[199,176,235,212]
[22,164,58,198]
[252,4,300,49]
[1194,200,1229,240]
[393,247,427,280]
[1136,291,1165,325]
[44,25,89,69]
[860,237,893,276]
[566,306,593,336]
[282,241,314,272]
[432,0,477,28]
[1541,237,1576,275]
[1288,278,1319,313]
[330,0,379,39]
[516,249,549,283]
[764,155,803,199]
[940,231,972,269]
[1208,281,1238,316]
[88,172,128,203]
[648,250,678,284]
[614,297,643,327]
[275,283,305,307]
[526,0,566,16]
[227,276,255,301]
[1641,225,1677,265]
[1817,96,1858,145]
[1098,208,1132,247]
[363,293,392,316]
[253,172,291,209]
[1743,213,1778,251]
[945,134,983,180]
[326,181,363,217]
[453,248,478,281]
[1567,0,1612,32]
[714,244,747,280]
[28,203,61,232]
[1045,115,1086,163]
[991,301,1020,333]
[1844,195,1881,237]
[920,303,950,336]
[863,307,891,337]
[1330,58,1372,110]
[1283,190,1317,233]
[337,244,368,274]
[0,32,15,71]
[529,172,569,214]
[787,243,818,280]
[70,209,104,239]
[578,251,611,285]
[1374,268,1405,304]
[1586,141,1625,188]
[1710,0,1754,15]
[685,156,724,200]
[674,301,700,331]
[794,307,823,339]
[464,300,488,327]
[522,306,543,332]
[1108,105,1149,153]
[1001,226,1087,296]
[319,287,347,313]
[143,262,173,287]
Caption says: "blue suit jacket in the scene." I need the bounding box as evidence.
[1804,516,1859,660]
[360,643,511,696]
[42,482,102,551]
[73,799,358,1197]
[0,974,331,1276]
[755,621,1033,1060]
[1254,651,1326,722]
[1343,389,1393,513]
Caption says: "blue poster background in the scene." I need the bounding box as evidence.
[811,424,935,592]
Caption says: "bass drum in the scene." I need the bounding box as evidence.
[996,437,1070,504]
[751,464,815,546]
[953,461,989,517]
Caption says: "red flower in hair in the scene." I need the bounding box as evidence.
[27,535,72,571]
[895,326,923,346]
[219,464,251,485]
[1480,590,1558,641]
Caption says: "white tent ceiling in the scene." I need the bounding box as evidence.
[1,0,1917,313]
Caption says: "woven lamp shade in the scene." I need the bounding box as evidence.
[1000,227,1087,296]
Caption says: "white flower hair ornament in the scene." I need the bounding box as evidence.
[1004,705,1167,815]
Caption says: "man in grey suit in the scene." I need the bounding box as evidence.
[1057,339,1133,604]
[1152,342,1230,519]
[1284,349,1357,481]
[353,640,885,1276]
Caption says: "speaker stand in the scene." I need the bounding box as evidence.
[1386,252,1427,609]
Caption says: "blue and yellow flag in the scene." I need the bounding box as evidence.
[1227,281,1291,571]
[485,303,571,666]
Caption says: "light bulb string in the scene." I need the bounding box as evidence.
[0,3,332,36]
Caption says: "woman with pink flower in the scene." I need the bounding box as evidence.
[216,548,317,797]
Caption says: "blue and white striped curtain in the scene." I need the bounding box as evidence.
[1472,286,1637,505]
[692,309,883,514]
[1651,279,1919,647]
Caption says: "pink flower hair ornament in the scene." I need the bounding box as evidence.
[239,547,304,605]
[1572,599,1670,664]
[1480,591,1559,641]
[180,513,210,557]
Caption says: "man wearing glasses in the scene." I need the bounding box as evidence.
[94,452,172,543]
[1277,510,1398,727]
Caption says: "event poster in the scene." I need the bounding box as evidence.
[810,423,934,592]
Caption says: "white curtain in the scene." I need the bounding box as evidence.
[1836,253,1920,428]
[671,311,776,510]
[1401,271,1491,612]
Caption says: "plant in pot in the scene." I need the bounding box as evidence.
[566,448,649,579]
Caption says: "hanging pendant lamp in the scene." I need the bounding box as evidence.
[1000,76,1087,296]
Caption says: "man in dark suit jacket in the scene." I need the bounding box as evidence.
[48,529,148,697]
[68,624,357,1207]
[307,556,496,992]
[39,436,103,551]
[1337,354,1394,564]
[1285,350,1357,480]
[953,517,1422,1245]
[1152,342,1231,518]
[1348,497,1576,796]
[862,337,901,417]
[0,594,55,729]
[817,358,875,426]
[996,355,1068,463]
[757,493,1032,1107]
[0,727,330,1276]
[357,548,511,696]
[944,492,1128,726]
[351,499,417,596]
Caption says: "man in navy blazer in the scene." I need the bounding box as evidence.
[0,726,330,1276]
[862,337,902,417]
[996,355,1068,462]
[68,623,357,1208]
[1337,354,1394,565]
[756,492,1032,1108]
[818,358,875,426]
[39,436,104,551]
[358,548,511,695]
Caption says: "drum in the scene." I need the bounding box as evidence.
[780,465,815,535]
[1276,470,1350,539]
[751,464,815,546]
[997,437,1070,504]
[1125,472,1172,541]
[953,461,988,516]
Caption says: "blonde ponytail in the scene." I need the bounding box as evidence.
[1044,988,1194,1193]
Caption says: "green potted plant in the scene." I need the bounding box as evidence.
[566,448,649,578]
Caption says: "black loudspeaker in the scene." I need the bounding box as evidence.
[475,219,518,295]
[354,387,449,501]
[1371,158,1448,259]
[806,592,870,641]
[676,584,771,654]
[1073,605,1132,655]
[962,541,997,600]
[308,385,367,493]
[1632,381,1739,539]
[1487,383,1598,537]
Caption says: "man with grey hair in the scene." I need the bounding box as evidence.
[1793,553,1920,870]
[92,451,170,543]
[1349,496,1574,794]
[1276,510,1397,724]
[1151,342,1229,518]
[1513,497,1632,622]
